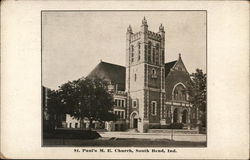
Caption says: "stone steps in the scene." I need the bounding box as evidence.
[127,128,139,133]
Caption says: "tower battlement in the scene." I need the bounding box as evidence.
[130,32,141,42]
[130,30,162,42]
[147,30,162,41]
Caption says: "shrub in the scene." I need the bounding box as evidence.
[160,125,169,129]
[149,124,161,129]
[168,123,184,129]
[43,129,101,139]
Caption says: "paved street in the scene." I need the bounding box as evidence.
[43,131,206,147]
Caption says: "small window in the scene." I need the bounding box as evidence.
[152,69,156,75]
[133,100,137,108]
[122,111,125,119]
[75,123,78,128]
[151,101,157,115]
[152,69,157,78]
[118,99,121,107]
[134,74,137,82]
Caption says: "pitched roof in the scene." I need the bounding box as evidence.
[87,61,126,91]
[165,60,177,77]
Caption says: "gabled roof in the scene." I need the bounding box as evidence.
[165,60,177,77]
[87,61,126,91]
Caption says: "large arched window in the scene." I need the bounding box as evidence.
[173,83,187,101]
[152,47,155,64]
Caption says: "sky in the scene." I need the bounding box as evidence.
[42,11,206,90]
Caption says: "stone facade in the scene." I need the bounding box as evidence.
[125,17,166,132]
[65,18,198,132]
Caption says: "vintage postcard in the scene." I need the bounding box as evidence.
[1,0,249,159]
[41,10,207,148]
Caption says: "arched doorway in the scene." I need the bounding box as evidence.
[173,108,178,123]
[182,110,188,124]
[130,111,139,128]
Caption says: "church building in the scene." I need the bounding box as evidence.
[65,17,198,132]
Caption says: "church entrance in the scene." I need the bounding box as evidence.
[173,108,178,123]
[133,119,138,128]
[130,111,139,129]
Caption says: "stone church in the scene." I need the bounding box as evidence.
[65,17,198,132]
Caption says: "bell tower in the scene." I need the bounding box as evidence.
[126,17,165,132]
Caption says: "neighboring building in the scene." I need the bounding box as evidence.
[65,17,198,132]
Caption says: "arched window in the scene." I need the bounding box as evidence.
[152,47,155,64]
[138,42,141,61]
[156,44,159,65]
[152,69,156,75]
[131,45,134,62]
[173,84,186,101]
[151,101,157,115]
[134,73,137,82]
[162,50,164,64]
[148,41,151,63]
[152,69,157,78]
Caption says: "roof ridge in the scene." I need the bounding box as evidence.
[165,60,177,64]
[100,61,125,68]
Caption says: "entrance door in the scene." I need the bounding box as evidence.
[133,119,138,128]
[130,111,139,129]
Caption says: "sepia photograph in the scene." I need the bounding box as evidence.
[42,11,207,147]
[1,0,249,159]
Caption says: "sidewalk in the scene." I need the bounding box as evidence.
[99,132,206,142]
